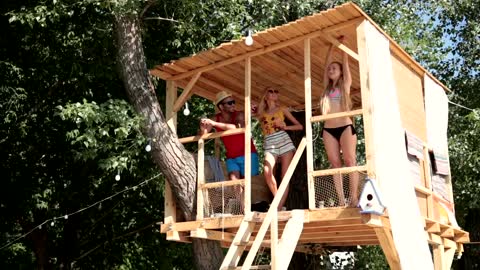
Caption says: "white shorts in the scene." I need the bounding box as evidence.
[263,131,296,157]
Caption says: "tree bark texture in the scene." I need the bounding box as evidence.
[114,14,196,219]
[114,13,223,269]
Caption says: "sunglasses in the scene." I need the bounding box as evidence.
[221,100,235,105]
[267,89,279,94]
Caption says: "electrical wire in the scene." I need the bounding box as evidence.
[448,100,475,111]
[0,173,162,251]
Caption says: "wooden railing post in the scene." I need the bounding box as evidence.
[164,80,177,226]
[244,56,252,215]
[304,38,315,210]
[196,138,205,220]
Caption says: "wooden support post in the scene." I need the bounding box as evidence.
[304,38,315,210]
[164,80,177,228]
[196,138,205,220]
[244,56,252,215]
[433,244,445,270]
[356,20,376,179]
[374,227,401,270]
[444,247,456,270]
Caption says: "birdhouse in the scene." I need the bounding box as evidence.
[358,178,386,215]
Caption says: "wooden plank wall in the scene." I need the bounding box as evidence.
[391,55,429,218]
[391,55,426,141]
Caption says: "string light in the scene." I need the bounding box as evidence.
[183,102,190,116]
[145,139,152,152]
[244,29,253,46]
[0,173,161,251]
[115,170,121,181]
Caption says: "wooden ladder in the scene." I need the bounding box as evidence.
[220,139,307,270]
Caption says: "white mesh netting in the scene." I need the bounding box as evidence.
[203,184,245,217]
[314,172,367,208]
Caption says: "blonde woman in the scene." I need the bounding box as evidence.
[320,36,358,207]
[257,87,303,211]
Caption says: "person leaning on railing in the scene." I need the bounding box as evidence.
[199,90,259,181]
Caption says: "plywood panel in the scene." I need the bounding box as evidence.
[391,55,427,141]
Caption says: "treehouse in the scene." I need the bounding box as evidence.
[151,2,469,269]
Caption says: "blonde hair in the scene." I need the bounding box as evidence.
[320,61,351,115]
[257,87,280,117]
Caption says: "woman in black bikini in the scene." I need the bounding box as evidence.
[319,36,358,207]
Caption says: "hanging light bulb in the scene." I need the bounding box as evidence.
[64,215,68,220]
[145,139,152,152]
[50,221,55,227]
[245,29,253,46]
[183,102,190,116]
[115,170,121,181]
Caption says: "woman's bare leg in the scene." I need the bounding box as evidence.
[340,128,358,207]
[264,152,278,204]
[323,131,345,206]
[278,150,294,210]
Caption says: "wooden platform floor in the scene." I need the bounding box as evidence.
[160,208,469,254]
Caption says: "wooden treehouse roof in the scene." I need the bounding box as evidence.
[150,2,448,109]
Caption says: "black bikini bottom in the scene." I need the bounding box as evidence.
[322,124,357,142]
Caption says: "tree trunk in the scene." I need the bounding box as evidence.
[114,13,223,269]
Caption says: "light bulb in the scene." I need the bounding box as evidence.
[115,174,120,181]
[50,221,55,227]
[145,144,151,152]
[183,102,190,116]
[64,215,68,220]
[245,34,253,46]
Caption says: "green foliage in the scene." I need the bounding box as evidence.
[354,246,388,269]
[58,99,148,176]
[1,0,479,268]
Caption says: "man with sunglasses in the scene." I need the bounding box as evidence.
[199,90,259,181]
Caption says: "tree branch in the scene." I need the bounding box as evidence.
[143,17,178,22]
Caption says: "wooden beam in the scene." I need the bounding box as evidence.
[444,247,456,270]
[356,19,376,179]
[312,165,367,177]
[163,17,364,81]
[374,226,401,270]
[323,17,365,33]
[433,244,445,270]
[179,128,245,144]
[202,179,245,189]
[196,138,205,220]
[166,231,190,243]
[161,216,245,233]
[320,33,359,61]
[304,38,315,210]
[311,109,363,123]
[172,72,201,113]
[190,228,235,242]
[164,81,177,227]
[361,213,383,227]
[244,57,252,215]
